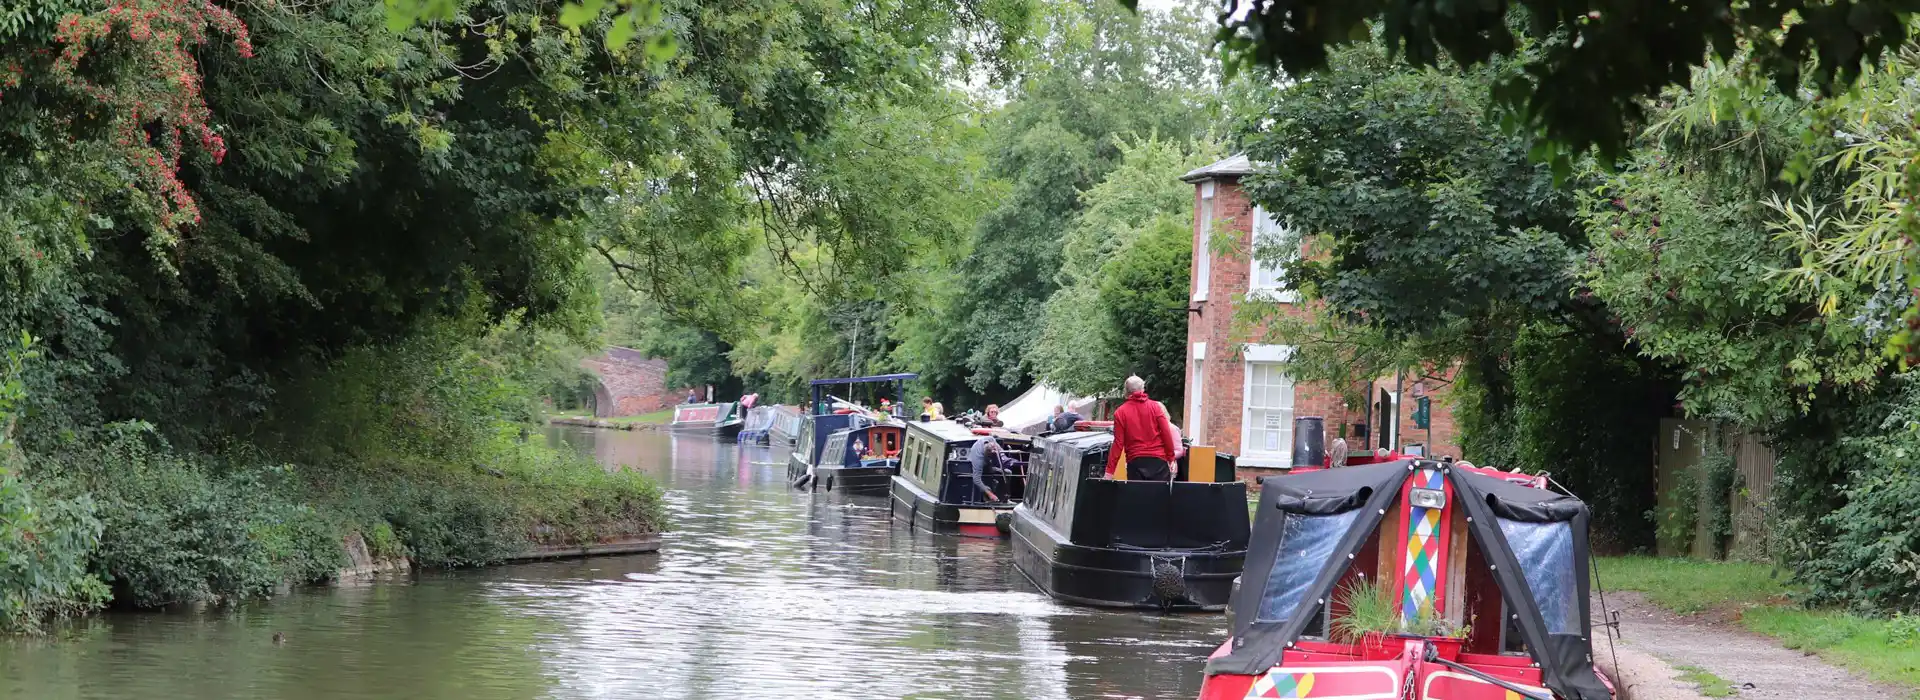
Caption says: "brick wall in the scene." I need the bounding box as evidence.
[579,347,687,417]
[1182,168,1463,484]
[1184,175,1357,464]
[1386,370,1462,460]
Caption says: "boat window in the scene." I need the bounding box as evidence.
[1256,509,1361,624]
[1497,519,1578,635]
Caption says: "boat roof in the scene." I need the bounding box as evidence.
[807,373,917,386]
[1034,429,1112,455]
[905,419,983,443]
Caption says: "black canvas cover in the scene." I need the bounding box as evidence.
[1206,460,1414,676]
[1447,468,1610,700]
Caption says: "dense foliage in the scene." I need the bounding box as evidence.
[0,0,1035,627]
[1030,136,1218,397]
[591,0,1220,409]
[1207,0,1920,165]
[1232,41,1668,546]
[1235,17,1920,607]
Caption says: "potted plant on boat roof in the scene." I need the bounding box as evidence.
[1331,575,1471,661]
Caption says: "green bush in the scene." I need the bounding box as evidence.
[35,431,346,608]
[1457,324,1668,551]
[0,313,666,622]
[0,464,108,631]
[1655,466,1701,556]
[1779,374,1920,610]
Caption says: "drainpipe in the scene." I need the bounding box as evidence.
[1392,370,1403,452]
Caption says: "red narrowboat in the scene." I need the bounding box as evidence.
[1198,457,1614,700]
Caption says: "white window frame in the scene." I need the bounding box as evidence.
[1249,205,1299,303]
[1188,343,1207,438]
[1193,181,1215,302]
[1239,344,1296,468]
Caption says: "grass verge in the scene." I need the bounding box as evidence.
[1599,556,1920,693]
[1671,664,1738,697]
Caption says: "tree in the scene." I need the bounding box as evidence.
[1233,40,1674,544]
[1573,52,1902,428]
[1030,135,1219,396]
[1203,0,1920,165]
[1098,217,1192,408]
[1237,43,1615,416]
[929,0,1219,395]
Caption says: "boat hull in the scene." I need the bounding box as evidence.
[1010,504,1243,611]
[786,455,897,495]
[889,475,1012,538]
[667,421,742,438]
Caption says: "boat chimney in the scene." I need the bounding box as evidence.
[1291,416,1326,468]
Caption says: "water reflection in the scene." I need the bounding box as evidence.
[0,428,1223,700]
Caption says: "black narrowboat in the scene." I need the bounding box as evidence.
[786,415,907,494]
[1009,430,1249,611]
[890,421,1032,537]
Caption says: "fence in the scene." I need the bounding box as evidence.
[1654,419,1776,560]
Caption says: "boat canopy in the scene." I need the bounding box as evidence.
[1209,460,1609,700]
[996,382,1099,434]
[807,373,917,417]
[807,373,919,386]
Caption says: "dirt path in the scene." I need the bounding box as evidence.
[1592,591,1909,700]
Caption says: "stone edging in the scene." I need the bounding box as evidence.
[332,532,663,580]
[502,533,664,561]
[546,416,663,431]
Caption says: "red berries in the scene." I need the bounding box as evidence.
[48,0,252,232]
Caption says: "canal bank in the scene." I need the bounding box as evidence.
[1,429,1225,699]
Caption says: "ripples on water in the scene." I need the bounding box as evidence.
[0,428,1224,700]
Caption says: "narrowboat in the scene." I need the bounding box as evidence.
[736,404,777,444]
[890,420,1032,537]
[1009,430,1249,611]
[1195,457,1615,700]
[786,415,907,494]
[669,402,742,438]
[767,404,805,447]
[785,373,917,490]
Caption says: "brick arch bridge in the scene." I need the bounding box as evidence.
[578,346,687,417]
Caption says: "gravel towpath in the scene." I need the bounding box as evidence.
[1591,591,1909,700]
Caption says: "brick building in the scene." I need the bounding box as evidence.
[1178,156,1460,477]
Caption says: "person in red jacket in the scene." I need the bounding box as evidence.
[1105,376,1179,481]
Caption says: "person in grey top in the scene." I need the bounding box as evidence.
[1049,405,1083,433]
[966,437,1004,502]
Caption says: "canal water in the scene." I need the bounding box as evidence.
[0,428,1224,699]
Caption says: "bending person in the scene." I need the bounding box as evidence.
[1105,375,1178,481]
[966,436,1005,503]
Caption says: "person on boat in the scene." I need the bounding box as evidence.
[965,436,1006,502]
[684,389,699,404]
[979,403,1004,428]
[1106,376,1178,481]
[1049,404,1083,433]
[920,397,945,422]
